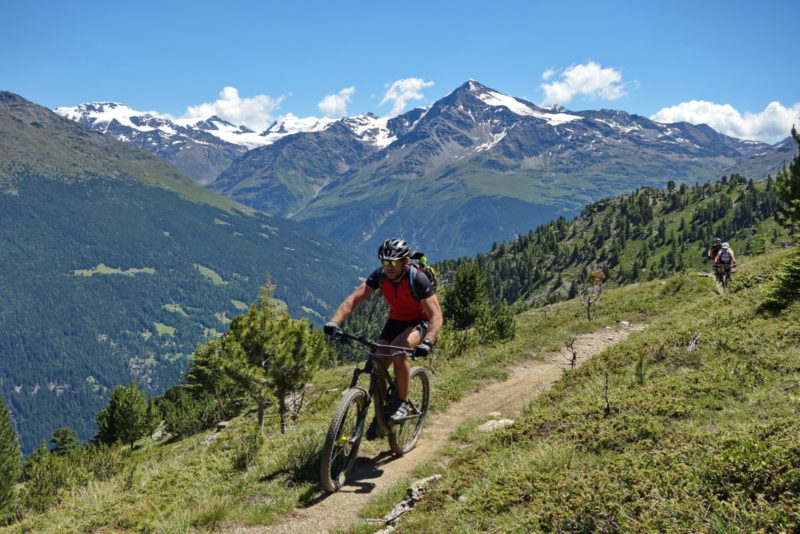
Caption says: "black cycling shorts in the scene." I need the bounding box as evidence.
[379,318,428,344]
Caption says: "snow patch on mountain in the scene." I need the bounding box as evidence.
[260,114,337,144]
[475,131,509,152]
[475,89,582,125]
[592,118,642,134]
[341,113,397,147]
[56,102,161,132]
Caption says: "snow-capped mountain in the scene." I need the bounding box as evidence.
[57,81,792,258]
[54,103,406,184]
[55,102,251,184]
[208,80,786,258]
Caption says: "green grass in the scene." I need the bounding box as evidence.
[162,304,188,317]
[72,263,156,277]
[153,322,176,337]
[193,264,228,286]
[230,299,249,311]
[6,246,799,533]
[391,248,800,533]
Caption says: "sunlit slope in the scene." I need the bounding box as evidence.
[399,247,800,533]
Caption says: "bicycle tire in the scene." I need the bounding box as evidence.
[320,387,368,493]
[388,366,430,456]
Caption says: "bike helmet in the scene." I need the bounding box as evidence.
[378,238,410,260]
[721,242,730,249]
[715,238,722,243]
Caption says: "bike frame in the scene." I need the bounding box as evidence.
[337,333,423,436]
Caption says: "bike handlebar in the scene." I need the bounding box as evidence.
[332,331,421,358]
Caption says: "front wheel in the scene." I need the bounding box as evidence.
[320,387,368,493]
[388,366,430,456]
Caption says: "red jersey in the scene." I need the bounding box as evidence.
[365,266,434,322]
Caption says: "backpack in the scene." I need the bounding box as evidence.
[407,251,437,301]
[379,251,437,301]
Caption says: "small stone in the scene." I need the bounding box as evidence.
[620,321,630,326]
[477,419,514,432]
[487,411,501,418]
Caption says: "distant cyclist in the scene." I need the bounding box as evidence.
[325,238,442,438]
[707,237,723,261]
[714,242,737,269]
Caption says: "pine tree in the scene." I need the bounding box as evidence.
[223,281,331,431]
[269,316,332,433]
[184,339,249,421]
[774,127,800,232]
[443,263,490,330]
[50,427,79,456]
[0,395,21,521]
[94,381,152,449]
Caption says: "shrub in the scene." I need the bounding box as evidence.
[232,427,265,472]
[761,247,800,311]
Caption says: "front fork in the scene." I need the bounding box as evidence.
[346,356,393,441]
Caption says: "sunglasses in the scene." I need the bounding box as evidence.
[381,259,405,266]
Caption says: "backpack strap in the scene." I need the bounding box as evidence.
[408,264,420,301]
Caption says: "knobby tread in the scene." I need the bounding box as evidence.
[320,387,368,493]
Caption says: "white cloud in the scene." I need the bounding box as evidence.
[380,77,434,116]
[318,86,355,117]
[540,62,633,106]
[650,100,800,143]
[180,87,284,131]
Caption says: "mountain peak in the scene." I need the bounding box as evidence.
[452,79,493,96]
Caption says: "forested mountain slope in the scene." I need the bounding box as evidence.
[436,174,790,309]
[0,92,371,453]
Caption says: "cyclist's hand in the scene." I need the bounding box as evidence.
[324,321,342,338]
[733,263,737,268]
[413,340,433,358]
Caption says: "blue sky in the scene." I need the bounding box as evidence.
[3,0,798,143]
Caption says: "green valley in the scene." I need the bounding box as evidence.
[0,92,371,453]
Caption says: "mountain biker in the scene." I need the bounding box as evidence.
[324,238,443,438]
[714,242,737,269]
[707,237,722,261]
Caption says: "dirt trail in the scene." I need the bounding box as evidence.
[232,322,645,534]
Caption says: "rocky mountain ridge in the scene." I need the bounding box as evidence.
[210,81,784,258]
[57,81,791,258]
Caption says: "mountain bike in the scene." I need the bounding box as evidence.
[319,331,430,493]
[714,262,733,290]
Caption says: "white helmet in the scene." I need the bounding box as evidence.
[721,242,730,249]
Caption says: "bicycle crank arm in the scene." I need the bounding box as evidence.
[391,413,423,423]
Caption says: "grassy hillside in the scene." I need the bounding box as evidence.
[390,250,800,533]
[3,242,798,532]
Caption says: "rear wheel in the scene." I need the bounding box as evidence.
[388,366,430,455]
[320,388,368,493]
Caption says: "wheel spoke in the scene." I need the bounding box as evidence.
[321,389,367,493]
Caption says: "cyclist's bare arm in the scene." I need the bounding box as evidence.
[331,282,374,324]
[420,293,443,344]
